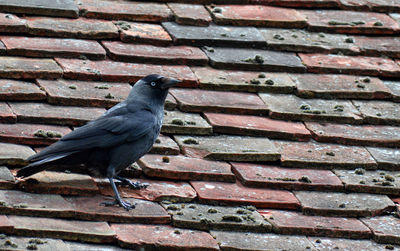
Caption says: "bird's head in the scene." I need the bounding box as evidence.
[129,74,180,102]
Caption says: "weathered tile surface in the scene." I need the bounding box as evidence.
[211,231,317,251]
[0,56,62,79]
[0,0,79,18]
[163,203,271,232]
[353,100,400,125]
[78,0,171,22]
[119,21,172,46]
[168,3,211,26]
[112,224,219,251]
[259,93,363,124]
[175,135,280,162]
[295,191,396,217]
[232,163,343,191]
[205,113,310,141]
[367,147,400,170]
[0,215,13,233]
[0,102,16,123]
[191,181,300,209]
[170,88,268,115]
[208,5,307,28]
[362,216,400,245]
[0,236,70,251]
[37,79,131,108]
[204,47,306,72]
[260,209,371,238]
[309,236,399,251]
[162,110,212,135]
[277,140,377,169]
[65,241,127,251]
[0,142,34,166]
[262,0,340,8]
[102,41,208,65]
[1,36,106,60]
[384,80,400,102]
[291,74,391,99]
[162,22,266,47]
[9,102,105,126]
[0,79,46,101]
[192,67,295,93]
[9,215,115,243]
[27,17,119,39]
[0,13,26,33]
[150,134,180,155]
[0,166,15,189]
[355,36,400,58]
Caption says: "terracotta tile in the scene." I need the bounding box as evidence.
[205,112,311,141]
[355,36,400,58]
[9,102,105,126]
[65,195,170,224]
[276,140,377,169]
[291,74,391,99]
[162,110,212,135]
[0,79,46,101]
[168,3,211,26]
[353,100,400,125]
[112,224,219,251]
[0,190,76,217]
[263,0,340,8]
[37,79,131,108]
[0,56,62,79]
[367,147,400,170]
[78,0,171,22]
[150,134,180,155]
[384,80,400,102]
[259,93,363,124]
[138,154,235,182]
[162,22,266,47]
[0,0,79,18]
[340,0,400,12]
[335,169,400,195]
[65,241,126,251]
[204,47,306,72]
[0,102,16,123]
[98,178,196,202]
[56,58,198,87]
[301,10,399,34]
[232,163,343,191]
[362,216,400,245]
[309,236,399,250]
[102,41,208,66]
[295,191,395,217]
[207,5,306,28]
[119,21,172,46]
[0,166,15,189]
[163,202,270,232]
[170,88,268,115]
[0,236,69,251]
[299,53,400,77]
[1,36,106,60]
[0,215,13,234]
[338,0,370,11]
[175,135,280,162]
[192,67,295,93]
[306,122,400,147]
[0,123,71,145]
[211,230,317,251]
[165,93,177,111]
[26,17,119,39]
[260,209,371,238]
[8,215,115,243]
[0,13,26,33]
[260,28,359,55]
[0,40,4,54]
[20,171,99,196]
[191,181,300,209]
[0,142,34,166]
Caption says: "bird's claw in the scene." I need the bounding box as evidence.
[100,199,136,211]
[118,179,149,190]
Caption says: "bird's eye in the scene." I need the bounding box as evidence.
[150,82,156,87]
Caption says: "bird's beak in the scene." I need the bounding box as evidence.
[160,77,181,90]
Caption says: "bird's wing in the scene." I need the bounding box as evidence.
[28,109,157,162]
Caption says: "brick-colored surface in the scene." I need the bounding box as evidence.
[0,79,46,101]
[299,53,400,77]
[208,5,307,28]
[1,36,106,60]
[232,163,343,191]
[0,166,15,189]
[138,154,235,182]
[79,0,171,22]
[0,56,62,79]
[0,102,16,123]
[119,21,172,46]
[37,79,131,108]
[162,110,212,135]
[175,135,280,162]
[277,140,377,169]
[112,224,219,251]
[384,80,400,102]
[102,41,208,65]
[150,134,180,155]
[27,17,119,39]
[353,100,400,125]
[362,216,400,245]
[0,215,13,234]
[9,102,105,126]
[309,236,398,250]
[0,142,34,166]
[295,191,396,217]
[170,88,268,115]
[367,147,400,170]
[355,36,400,58]
[204,112,311,141]
[0,0,79,18]
[260,209,371,238]
[0,13,26,33]
[306,122,400,147]
[191,181,300,209]
[168,3,211,26]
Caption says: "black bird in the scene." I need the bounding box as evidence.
[17,74,180,210]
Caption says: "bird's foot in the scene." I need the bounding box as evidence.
[100,199,136,211]
[115,176,149,190]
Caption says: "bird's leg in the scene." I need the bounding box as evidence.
[100,176,135,210]
[115,176,149,190]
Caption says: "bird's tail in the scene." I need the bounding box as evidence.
[16,153,71,178]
